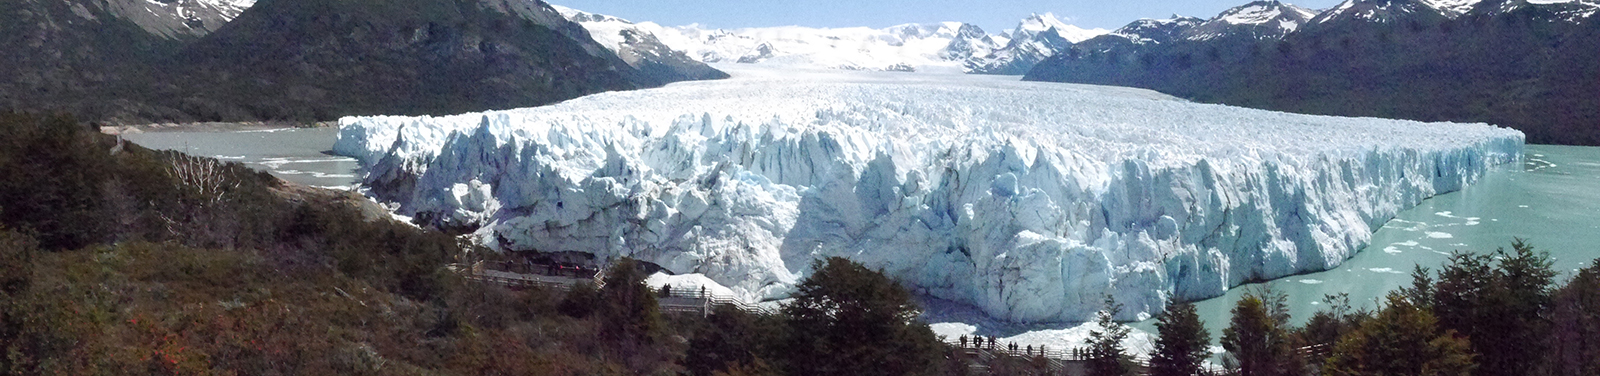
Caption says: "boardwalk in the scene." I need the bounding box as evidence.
[457,262,774,316]
[457,262,1309,375]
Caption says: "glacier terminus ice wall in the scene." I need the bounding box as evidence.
[335,67,1523,323]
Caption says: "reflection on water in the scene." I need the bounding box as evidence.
[121,127,360,189]
[1138,144,1600,340]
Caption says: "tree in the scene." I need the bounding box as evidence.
[1150,298,1210,376]
[1297,293,1367,369]
[781,257,946,376]
[687,304,786,376]
[597,258,665,345]
[1423,241,1556,376]
[0,229,35,295]
[1544,258,1600,376]
[1323,293,1474,376]
[1221,286,1300,376]
[1087,295,1134,376]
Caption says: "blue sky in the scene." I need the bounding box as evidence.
[549,0,1346,32]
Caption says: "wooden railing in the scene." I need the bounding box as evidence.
[459,263,1328,375]
[458,263,775,317]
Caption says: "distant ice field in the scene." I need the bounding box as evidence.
[337,66,1522,322]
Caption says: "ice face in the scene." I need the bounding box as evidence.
[335,67,1523,323]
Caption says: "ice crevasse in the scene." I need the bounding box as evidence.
[334,70,1523,323]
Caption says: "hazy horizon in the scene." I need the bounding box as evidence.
[547,0,1347,33]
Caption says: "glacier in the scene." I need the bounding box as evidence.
[335,66,1523,322]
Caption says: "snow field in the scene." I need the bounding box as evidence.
[335,67,1522,322]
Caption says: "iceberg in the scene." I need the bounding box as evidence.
[334,66,1523,322]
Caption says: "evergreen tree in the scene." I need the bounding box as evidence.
[1150,298,1210,376]
[1323,293,1474,376]
[1086,294,1133,376]
[687,304,786,376]
[1424,241,1555,376]
[597,258,665,344]
[781,257,946,376]
[1544,258,1600,376]
[1297,293,1366,369]
[1222,286,1300,376]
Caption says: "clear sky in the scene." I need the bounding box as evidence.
[548,0,1346,33]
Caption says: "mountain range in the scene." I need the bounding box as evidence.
[552,7,1108,74]
[2,0,1593,145]
[0,0,724,124]
[1026,0,1600,145]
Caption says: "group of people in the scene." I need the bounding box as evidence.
[657,284,709,298]
[956,335,1050,357]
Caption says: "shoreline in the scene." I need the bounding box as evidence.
[100,121,336,135]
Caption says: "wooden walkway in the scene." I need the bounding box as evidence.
[457,262,1320,375]
[456,262,774,316]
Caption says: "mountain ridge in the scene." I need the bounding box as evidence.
[0,0,725,124]
[1027,0,1599,145]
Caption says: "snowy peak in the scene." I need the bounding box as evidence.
[1110,15,1206,44]
[963,13,1106,74]
[549,3,629,24]
[1188,1,1319,40]
[1312,0,1449,23]
[1215,0,1319,25]
[546,5,727,83]
[1012,13,1110,44]
[549,11,1009,73]
[1474,0,1600,21]
[1422,0,1485,16]
[92,0,257,39]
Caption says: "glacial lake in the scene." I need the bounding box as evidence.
[121,127,361,189]
[1141,144,1600,343]
[125,128,1600,346]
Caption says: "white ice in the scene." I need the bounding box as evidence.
[335,65,1522,322]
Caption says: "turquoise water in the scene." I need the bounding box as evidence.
[121,128,361,189]
[126,129,1600,343]
[1138,144,1600,338]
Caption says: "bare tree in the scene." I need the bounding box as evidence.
[168,153,238,207]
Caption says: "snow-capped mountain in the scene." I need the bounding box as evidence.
[1027,0,1600,146]
[1010,12,1110,44]
[549,5,1111,73]
[334,67,1523,322]
[1185,0,1319,40]
[665,22,1006,72]
[964,13,1110,75]
[549,5,983,72]
[1424,0,1485,17]
[71,0,256,40]
[1106,16,1208,45]
[1311,0,1456,24]
[1475,0,1600,21]
[550,5,728,83]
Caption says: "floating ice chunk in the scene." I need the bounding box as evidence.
[1298,279,1324,284]
[1426,232,1454,239]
